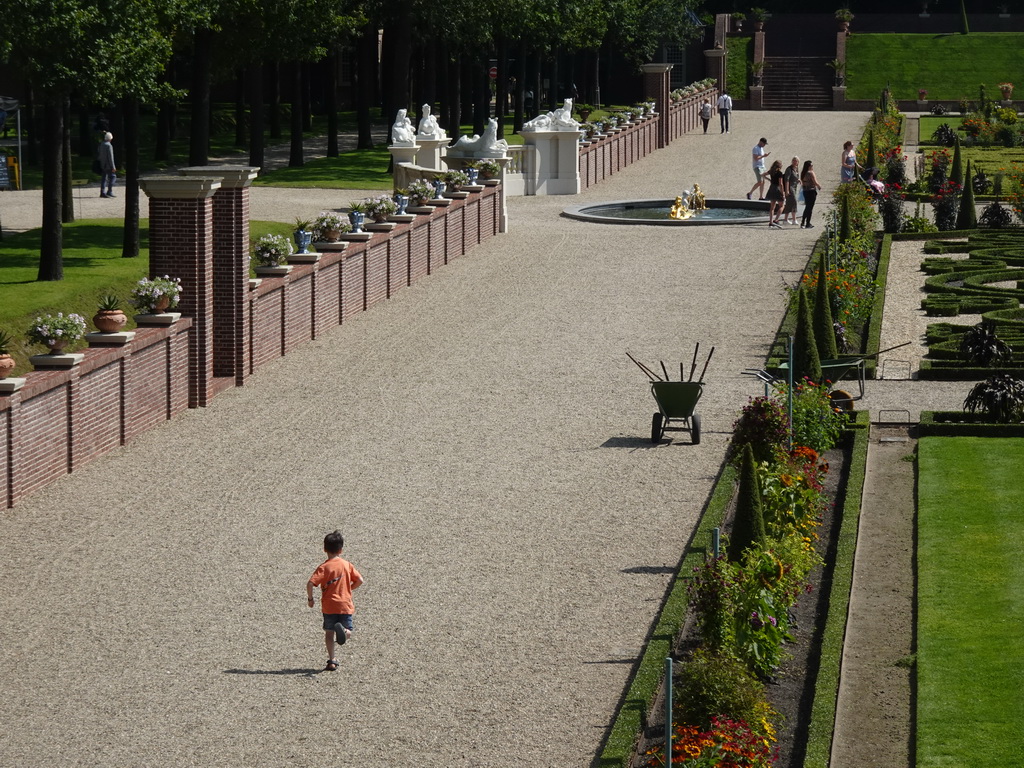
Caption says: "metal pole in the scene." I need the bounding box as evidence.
[787,335,794,451]
[665,656,673,766]
[712,527,720,560]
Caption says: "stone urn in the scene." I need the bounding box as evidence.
[93,309,128,333]
[152,295,172,313]
[348,210,365,233]
[393,194,410,215]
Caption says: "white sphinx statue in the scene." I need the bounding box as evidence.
[416,104,447,141]
[391,109,417,146]
[521,98,580,132]
[447,118,509,158]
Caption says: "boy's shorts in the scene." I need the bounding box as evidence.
[322,613,354,633]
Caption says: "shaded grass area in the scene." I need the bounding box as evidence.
[255,146,395,189]
[917,437,1024,767]
[846,33,1024,101]
[0,220,287,376]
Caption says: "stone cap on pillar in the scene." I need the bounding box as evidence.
[178,166,259,189]
[139,175,222,199]
[641,63,674,74]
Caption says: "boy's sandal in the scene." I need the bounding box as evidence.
[325,659,338,671]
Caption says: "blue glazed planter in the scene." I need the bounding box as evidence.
[348,211,365,233]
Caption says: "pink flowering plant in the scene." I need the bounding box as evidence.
[131,275,182,312]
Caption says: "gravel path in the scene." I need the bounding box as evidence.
[1,113,871,767]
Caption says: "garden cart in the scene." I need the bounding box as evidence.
[650,380,704,444]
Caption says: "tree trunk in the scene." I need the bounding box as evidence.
[495,35,508,139]
[550,48,560,110]
[155,98,172,162]
[38,95,64,281]
[189,28,212,166]
[249,61,266,169]
[325,50,338,157]
[77,101,91,156]
[355,25,377,150]
[288,60,304,167]
[61,97,74,223]
[302,62,313,132]
[234,69,246,147]
[446,50,462,140]
[121,95,140,258]
[25,84,40,167]
[421,43,436,115]
[269,60,282,140]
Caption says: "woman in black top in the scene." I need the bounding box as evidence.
[800,160,822,228]
[763,160,785,228]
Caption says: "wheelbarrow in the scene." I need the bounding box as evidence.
[650,381,704,444]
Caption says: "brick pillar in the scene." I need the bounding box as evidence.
[179,167,258,386]
[642,63,672,149]
[139,176,221,407]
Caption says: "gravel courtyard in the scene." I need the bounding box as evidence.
[0,112,867,766]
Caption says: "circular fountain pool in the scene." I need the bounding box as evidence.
[562,198,770,226]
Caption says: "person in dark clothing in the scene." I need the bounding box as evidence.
[800,160,822,228]
[97,132,116,198]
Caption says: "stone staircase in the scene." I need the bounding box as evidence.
[761,57,833,110]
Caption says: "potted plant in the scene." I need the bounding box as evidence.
[750,7,769,30]
[999,82,1014,100]
[442,169,470,192]
[27,312,87,355]
[251,234,293,268]
[576,103,594,122]
[0,330,15,379]
[393,188,411,214]
[835,8,854,29]
[731,11,745,31]
[312,211,349,242]
[131,275,182,314]
[478,160,501,181]
[293,217,314,254]
[431,178,446,199]
[363,194,398,222]
[93,294,128,333]
[348,201,368,232]
[918,88,928,101]
[826,59,846,87]
[408,179,433,205]
[750,61,766,86]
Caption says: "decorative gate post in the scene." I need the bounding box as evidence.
[642,63,673,148]
[139,175,220,407]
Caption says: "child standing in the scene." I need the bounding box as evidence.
[306,530,364,671]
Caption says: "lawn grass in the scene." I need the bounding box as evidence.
[916,436,1024,767]
[846,33,1024,101]
[254,146,395,189]
[0,219,289,376]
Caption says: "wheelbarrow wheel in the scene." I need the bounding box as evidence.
[691,414,702,445]
[651,412,663,443]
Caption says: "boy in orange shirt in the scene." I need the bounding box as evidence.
[306,530,364,671]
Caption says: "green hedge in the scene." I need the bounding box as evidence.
[726,36,752,101]
[802,410,871,768]
[918,411,1024,437]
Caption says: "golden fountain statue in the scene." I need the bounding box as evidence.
[669,195,693,220]
[689,183,707,211]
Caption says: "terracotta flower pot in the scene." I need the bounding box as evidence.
[0,354,15,379]
[324,228,342,242]
[47,339,68,355]
[153,295,171,313]
[93,309,128,333]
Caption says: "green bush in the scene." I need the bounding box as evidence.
[674,648,774,732]
[728,444,766,561]
[731,396,789,465]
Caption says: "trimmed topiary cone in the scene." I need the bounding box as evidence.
[813,257,839,360]
[728,444,767,562]
[794,285,823,384]
[956,159,978,230]
[865,128,876,173]
[950,136,964,187]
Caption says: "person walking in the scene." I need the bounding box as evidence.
[747,137,770,200]
[97,132,116,198]
[717,91,732,133]
[699,100,712,133]
[763,159,786,228]
[840,140,859,183]
[800,159,822,228]
[306,529,365,672]
[782,156,800,225]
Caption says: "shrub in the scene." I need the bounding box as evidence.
[793,285,822,384]
[759,446,830,540]
[882,146,907,187]
[960,321,1013,366]
[931,179,962,231]
[964,373,1024,423]
[979,201,1014,229]
[673,648,775,733]
[728,444,767,562]
[973,165,993,194]
[879,182,907,234]
[789,378,846,452]
[930,103,948,116]
[731,396,788,465]
[955,160,978,230]
[812,257,838,360]
[932,123,957,147]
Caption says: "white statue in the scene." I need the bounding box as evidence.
[448,118,509,158]
[416,104,447,141]
[391,109,417,146]
[521,98,580,132]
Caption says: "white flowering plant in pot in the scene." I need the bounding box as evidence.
[363,195,398,222]
[312,211,350,242]
[408,179,433,204]
[27,312,87,352]
[252,234,294,267]
[131,275,182,313]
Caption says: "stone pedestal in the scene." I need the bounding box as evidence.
[749,85,764,110]
[86,331,136,347]
[415,138,449,171]
[287,251,321,264]
[0,378,26,394]
[833,86,847,110]
[388,144,420,167]
[134,312,182,326]
[521,131,580,195]
[31,353,85,369]
[642,63,673,148]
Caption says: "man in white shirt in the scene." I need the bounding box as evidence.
[716,91,732,133]
[747,137,770,200]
